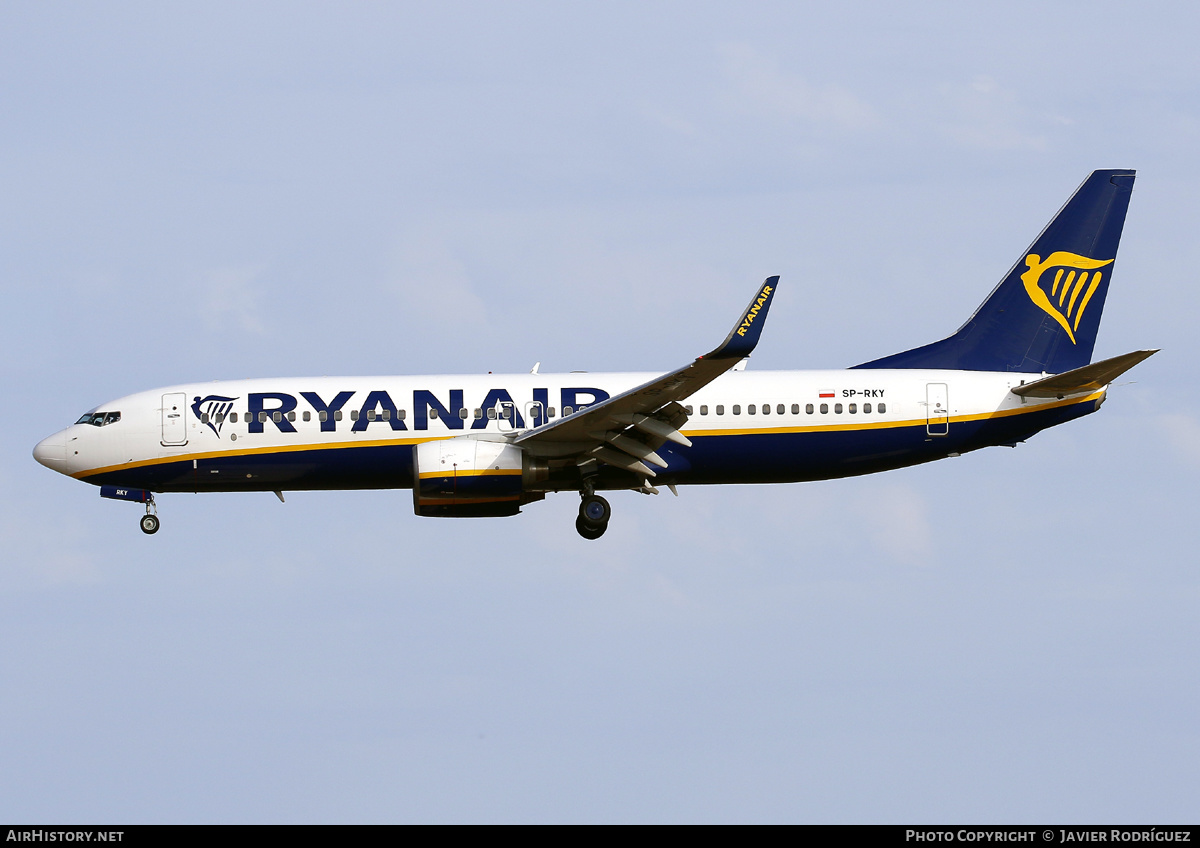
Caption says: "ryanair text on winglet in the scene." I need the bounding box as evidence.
[736,285,773,337]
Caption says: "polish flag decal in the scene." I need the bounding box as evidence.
[818,390,836,398]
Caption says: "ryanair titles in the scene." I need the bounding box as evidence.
[736,284,773,337]
[193,387,611,439]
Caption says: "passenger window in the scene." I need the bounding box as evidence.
[733,405,741,415]
[820,403,828,414]
[700,405,708,416]
[716,405,724,415]
[366,409,376,421]
[762,404,770,415]
[547,407,556,418]
[848,403,857,414]
[474,408,483,419]
[834,403,843,414]
[563,406,574,416]
[383,409,391,421]
[231,412,239,423]
[201,413,210,423]
[778,404,786,415]
[878,403,886,413]
[273,411,282,423]
[350,410,359,421]
[806,404,813,414]
[288,411,296,422]
[863,403,871,414]
[318,411,328,422]
[487,408,497,420]
[259,412,268,423]
[215,413,225,424]
[458,408,468,419]
[303,411,311,422]
[429,408,439,419]
[398,409,406,420]
[334,410,342,421]
[747,404,755,415]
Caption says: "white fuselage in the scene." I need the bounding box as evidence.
[34,368,1102,493]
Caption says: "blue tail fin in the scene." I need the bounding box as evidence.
[853,169,1135,373]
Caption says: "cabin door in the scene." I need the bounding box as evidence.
[925,383,949,436]
[161,392,188,445]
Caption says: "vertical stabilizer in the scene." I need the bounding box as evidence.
[854,169,1135,373]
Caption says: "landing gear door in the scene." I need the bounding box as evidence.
[926,383,949,437]
[161,392,188,445]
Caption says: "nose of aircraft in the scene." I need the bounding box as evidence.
[33,431,68,471]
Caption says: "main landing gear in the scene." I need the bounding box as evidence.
[576,493,611,540]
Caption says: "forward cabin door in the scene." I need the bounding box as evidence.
[161,392,188,445]
[926,383,949,436]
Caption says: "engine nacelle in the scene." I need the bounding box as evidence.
[412,437,546,517]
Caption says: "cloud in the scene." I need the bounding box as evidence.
[1158,414,1200,466]
[201,264,268,334]
[937,76,1049,151]
[383,225,489,331]
[639,105,701,138]
[717,42,877,131]
[859,483,934,566]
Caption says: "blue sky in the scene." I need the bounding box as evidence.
[2,2,1198,822]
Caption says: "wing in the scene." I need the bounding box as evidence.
[514,277,780,477]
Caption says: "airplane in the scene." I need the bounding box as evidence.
[33,169,1156,540]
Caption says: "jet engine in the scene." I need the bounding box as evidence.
[412,437,547,517]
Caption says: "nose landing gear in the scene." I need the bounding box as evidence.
[139,494,159,535]
[100,486,160,535]
[576,493,611,540]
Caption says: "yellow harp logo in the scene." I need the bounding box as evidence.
[1020,252,1114,344]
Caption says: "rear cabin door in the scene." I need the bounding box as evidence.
[926,383,949,436]
[161,392,188,445]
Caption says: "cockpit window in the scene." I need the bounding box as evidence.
[76,411,121,427]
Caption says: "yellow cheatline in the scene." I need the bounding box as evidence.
[417,468,521,479]
[72,434,453,479]
[418,496,521,505]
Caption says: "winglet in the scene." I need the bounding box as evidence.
[704,276,780,360]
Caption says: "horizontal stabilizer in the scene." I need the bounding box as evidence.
[1011,349,1158,398]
